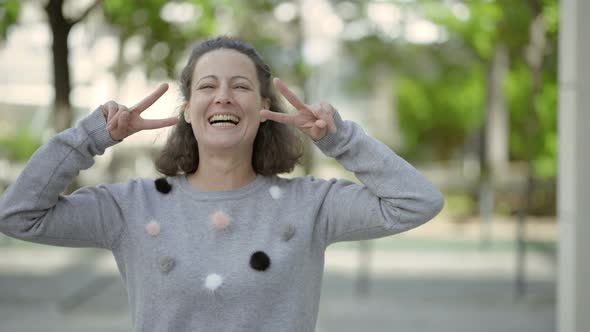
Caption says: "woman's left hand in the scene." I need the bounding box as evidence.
[260,78,337,141]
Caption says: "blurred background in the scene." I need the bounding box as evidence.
[0,0,572,331]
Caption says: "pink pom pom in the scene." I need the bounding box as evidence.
[145,220,161,237]
[211,211,231,230]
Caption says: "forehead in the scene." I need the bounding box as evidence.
[193,48,258,82]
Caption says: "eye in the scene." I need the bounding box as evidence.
[234,85,249,90]
[198,84,214,90]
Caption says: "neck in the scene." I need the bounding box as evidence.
[187,149,257,191]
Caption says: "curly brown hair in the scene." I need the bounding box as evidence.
[155,36,303,176]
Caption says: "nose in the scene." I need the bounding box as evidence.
[214,84,232,105]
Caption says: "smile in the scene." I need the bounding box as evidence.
[208,114,240,126]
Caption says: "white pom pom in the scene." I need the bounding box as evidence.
[269,185,282,200]
[204,273,223,292]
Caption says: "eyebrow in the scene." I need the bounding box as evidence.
[196,75,255,85]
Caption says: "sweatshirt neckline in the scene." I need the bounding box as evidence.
[174,173,270,200]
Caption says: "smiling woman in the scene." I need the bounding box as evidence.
[156,38,303,181]
[0,36,444,332]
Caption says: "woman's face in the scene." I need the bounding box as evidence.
[184,48,268,152]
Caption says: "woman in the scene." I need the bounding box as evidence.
[0,36,444,331]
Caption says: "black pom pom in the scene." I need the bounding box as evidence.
[155,178,172,194]
[250,251,271,271]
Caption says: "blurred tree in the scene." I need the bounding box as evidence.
[336,0,557,177]
[337,0,557,215]
[422,0,558,218]
[0,0,103,133]
[1,0,314,171]
[0,0,304,127]
[103,0,217,81]
[102,0,306,92]
[45,0,103,133]
[0,0,20,39]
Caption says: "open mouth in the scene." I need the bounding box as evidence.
[208,114,241,127]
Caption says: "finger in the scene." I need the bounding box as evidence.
[260,109,298,126]
[319,102,338,133]
[106,117,117,131]
[315,119,327,128]
[106,111,120,131]
[307,103,322,118]
[103,101,119,123]
[273,78,307,111]
[108,110,129,141]
[106,104,127,130]
[140,117,178,130]
[107,106,118,124]
[129,83,169,113]
[106,100,119,123]
[117,108,131,131]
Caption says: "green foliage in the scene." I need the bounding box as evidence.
[0,0,20,40]
[102,0,304,85]
[0,129,42,161]
[424,0,504,59]
[397,61,484,160]
[342,0,558,181]
[0,0,559,181]
[533,78,557,178]
[505,62,531,160]
[103,0,218,80]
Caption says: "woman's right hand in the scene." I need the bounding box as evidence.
[101,83,178,141]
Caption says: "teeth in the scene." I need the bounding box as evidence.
[211,122,236,127]
[209,114,240,124]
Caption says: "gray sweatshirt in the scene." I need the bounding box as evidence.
[0,108,444,331]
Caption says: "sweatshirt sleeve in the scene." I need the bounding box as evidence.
[0,108,127,250]
[313,112,445,246]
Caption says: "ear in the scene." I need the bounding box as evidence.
[183,103,191,123]
[260,98,271,123]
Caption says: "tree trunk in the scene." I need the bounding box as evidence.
[478,43,509,248]
[515,0,547,298]
[523,2,547,209]
[45,0,73,133]
[485,44,509,179]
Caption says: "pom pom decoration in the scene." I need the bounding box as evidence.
[204,273,223,292]
[159,256,175,274]
[268,185,282,200]
[250,251,271,271]
[210,211,231,230]
[155,177,172,194]
[145,220,161,237]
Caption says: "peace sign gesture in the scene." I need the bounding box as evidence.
[260,78,337,141]
[101,83,178,141]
